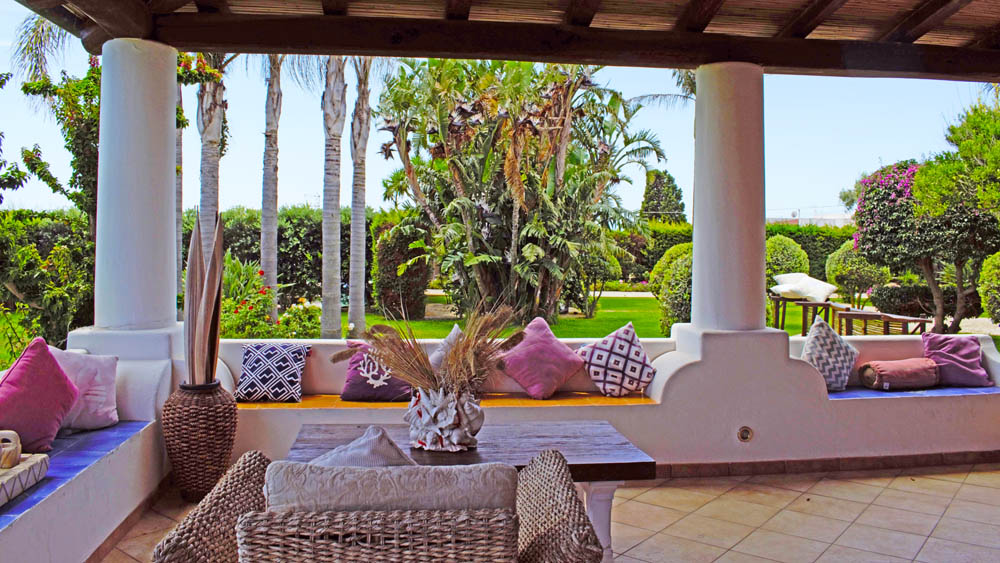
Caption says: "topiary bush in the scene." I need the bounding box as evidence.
[870,283,982,319]
[765,235,809,287]
[373,222,431,319]
[825,240,889,308]
[649,242,693,298]
[980,252,1000,323]
[658,245,693,335]
[766,223,855,280]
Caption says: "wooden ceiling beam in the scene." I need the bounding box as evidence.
[673,0,725,33]
[194,0,231,15]
[71,0,152,39]
[776,0,848,39]
[565,0,601,27]
[22,0,66,9]
[13,0,82,37]
[967,24,1000,50]
[153,14,1000,82]
[878,0,972,43]
[445,0,472,20]
[148,1,195,14]
[321,0,348,16]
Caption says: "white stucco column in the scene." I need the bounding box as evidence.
[690,62,766,331]
[94,39,178,330]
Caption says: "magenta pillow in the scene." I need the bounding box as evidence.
[501,317,583,399]
[341,342,411,402]
[0,338,79,452]
[921,333,991,387]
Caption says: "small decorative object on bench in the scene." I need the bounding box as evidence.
[0,430,48,508]
[162,214,238,502]
[0,430,22,469]
[363,306,523,452]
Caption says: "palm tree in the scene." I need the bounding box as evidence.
[197,53,237,261]
[259,54,285,320]
[347,56,373,337]
[11,15,69,83]
[321,56,347,338]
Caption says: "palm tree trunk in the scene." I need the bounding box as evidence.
[348,57,372,337]
[321,55,347,338]
[176,82,184,318]
[197,78,226,262]
[261,54,283,321]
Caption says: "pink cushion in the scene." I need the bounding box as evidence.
[921,333,991,387]
[501,317,583,399]
[0,338,79,452]
[48,347,119,430]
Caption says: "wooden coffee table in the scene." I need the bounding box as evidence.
[288,420,655,562]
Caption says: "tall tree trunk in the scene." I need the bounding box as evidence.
[321,56,347,338]
[197,79,226,262]
[261,54,283,321]
[176,82,184,319]
[918,257,947,333]
[949,260,969,334]
[348,57,372,337]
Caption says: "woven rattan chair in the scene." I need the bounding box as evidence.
[155,448,602,562]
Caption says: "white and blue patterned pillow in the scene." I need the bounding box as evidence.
[801,317,857,392]
[236,343,312,402]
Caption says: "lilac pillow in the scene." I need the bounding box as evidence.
[921,333,991,387]
[0,338,79,452]
[49,347,119,430]
[501,317,583,399]
[341,342,411,402]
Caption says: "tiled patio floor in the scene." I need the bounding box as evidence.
[101,462,1000,562]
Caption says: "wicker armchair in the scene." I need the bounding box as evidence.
[155,449,602,562]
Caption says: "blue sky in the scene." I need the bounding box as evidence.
[0,3,987,218]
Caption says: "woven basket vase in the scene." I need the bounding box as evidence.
[162,381,237,502]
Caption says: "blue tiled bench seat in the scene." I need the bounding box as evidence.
[0,421,151,532]
[829,386,1000,399]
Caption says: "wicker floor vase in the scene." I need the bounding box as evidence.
[162,381,238,502]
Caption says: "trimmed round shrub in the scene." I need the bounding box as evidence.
[980,251,1000,323]
[766,235,809,287]
[373,223,431,319]
[649,242,693,298]
[825,240,889,308]
[658,245,693,335]
[870,283,982,318]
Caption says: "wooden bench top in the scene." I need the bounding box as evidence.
[237,391,658,410]
[286,421,657,482]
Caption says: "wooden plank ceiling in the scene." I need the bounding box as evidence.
[14,0,1000,81]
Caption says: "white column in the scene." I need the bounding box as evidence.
[94,39,178,330]
[690,62,766,331]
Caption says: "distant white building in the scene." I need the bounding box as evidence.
[766,213,853,227]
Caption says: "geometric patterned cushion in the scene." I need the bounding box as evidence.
[801,317,857,392]
[235,343,311,402]
[576,322,656,397]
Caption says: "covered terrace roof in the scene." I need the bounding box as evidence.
[15,0,1000,81]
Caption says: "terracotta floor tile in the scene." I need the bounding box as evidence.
[916,537,1000,563]
[614,555,647,563]
[872,488,951,516]
[749,473,827,492]
[963,471,1000,489]
[611,521,657,554]
[854,504,939,536]
[667,477,743,496]
[761,509,851,543]
[827,469,899,488]
[806,479,883,504]
[720,484,802,509]
[944,499,1000,525]
[834,523,927,560]
[99,549,140,563]
[955,483,1000,506]
[899,464,971,483]
[786,493,869,522]
[612,500,687,532]
[613,496,626,507]
[971,462,1000,472]
[694,498,781,527]
[815,544,910,562]
[151,488,198,522]
[116,528,174,562]
[715,551,778,562]
[732,529,829,563]
[662,514,754,549]
[634,487,716,512]
[616,480,665,499]
[623,532,726,563]
[932,516,1000,549]
[888,475,962,498]
[123,511,176,540]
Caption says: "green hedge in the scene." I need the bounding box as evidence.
[373,221,431,319]
[765,223,856,281]
[981,251,1000,323]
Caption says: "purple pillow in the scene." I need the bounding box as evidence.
[341,342,411,402]
[0,338,79,452]
[921,333,991,387]
[501,317,583,399]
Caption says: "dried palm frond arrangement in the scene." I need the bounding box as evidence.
[333,305,524,395]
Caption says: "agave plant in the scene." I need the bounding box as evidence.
[184,213,224,386]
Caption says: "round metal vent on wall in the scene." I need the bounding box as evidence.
[737,426,754,442]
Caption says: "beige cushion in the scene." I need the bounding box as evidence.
[309,425,416,468]
[265,461,518,512]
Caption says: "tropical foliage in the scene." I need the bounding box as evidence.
[376,59,661,321]
[0,73,28,204]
